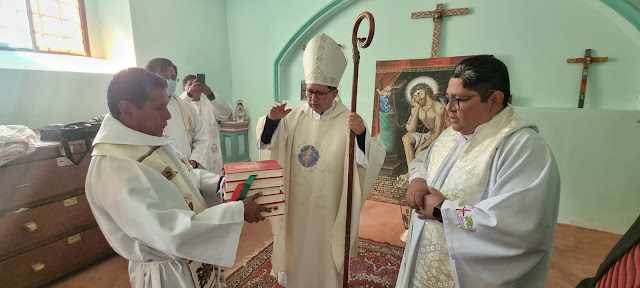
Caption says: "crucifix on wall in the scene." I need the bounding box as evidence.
[567,49,608,108]
[411,3,468,58]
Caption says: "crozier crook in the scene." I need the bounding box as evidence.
[344,11,374,287]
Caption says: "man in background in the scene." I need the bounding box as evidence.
[396,55,561,288]
[180,74,233,174]
[145,58,209,170]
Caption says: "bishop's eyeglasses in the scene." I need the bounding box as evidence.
[439,90,495,111]
[304,87,336,99]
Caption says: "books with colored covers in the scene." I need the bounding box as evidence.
[223,189,285,217]
[223,160,283,182]
[253,191,285,205]
[223,177,283,192]
[222,160,285,217]
[223,186,281,201]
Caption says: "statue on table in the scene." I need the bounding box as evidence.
[234,100,249,122]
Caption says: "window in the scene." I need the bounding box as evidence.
[0,0,90,56]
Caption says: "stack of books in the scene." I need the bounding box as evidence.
[223,160,284,217]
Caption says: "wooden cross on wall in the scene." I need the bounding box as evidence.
[411,3,468,58]
[567,49,608,108]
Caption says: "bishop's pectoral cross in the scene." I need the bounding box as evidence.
[411,3,468,58]
[567,49,608,108]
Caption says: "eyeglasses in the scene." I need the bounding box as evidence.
[439,90,495,111]
[304,88,336,100]
[159,74,179,82]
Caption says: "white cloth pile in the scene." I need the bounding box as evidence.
[0,125,37,167]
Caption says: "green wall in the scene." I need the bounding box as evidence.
[0,0,134,127]
[226,0,640,234]
[0,0,638,234]
[0,0,234,127]
[129,0,233,104]
[516,107,640,234]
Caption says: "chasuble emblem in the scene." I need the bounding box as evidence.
[297,145,320,168]
[456,203,476,232]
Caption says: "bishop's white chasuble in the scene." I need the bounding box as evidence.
[256,99,385,288]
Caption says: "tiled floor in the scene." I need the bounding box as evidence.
[46,200,622,288]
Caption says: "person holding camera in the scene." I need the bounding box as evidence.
[179,74,233,175]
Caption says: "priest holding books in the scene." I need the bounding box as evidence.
[256,33,385,288]
[85,68,270,288]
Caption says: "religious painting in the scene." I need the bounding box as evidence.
[368,56,470,206]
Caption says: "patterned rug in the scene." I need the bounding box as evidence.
[225,238,404,288]
[368,175,408,206]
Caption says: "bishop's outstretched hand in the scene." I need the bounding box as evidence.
[268,102,292,121]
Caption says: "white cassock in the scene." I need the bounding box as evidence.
[256,99,385,288]
[165,94,209,169]
[396,106,561,288]
[179,91,232,174]
[85,114,244,288]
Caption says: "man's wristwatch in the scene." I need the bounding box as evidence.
[433,200,444,223]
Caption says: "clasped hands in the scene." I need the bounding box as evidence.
[405,178,446,220]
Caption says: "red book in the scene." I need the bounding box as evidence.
[223,160,283,182]
[223,177,283,192]
[223,186,282,201]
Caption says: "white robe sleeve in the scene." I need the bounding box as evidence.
[189,109,209,169]
[354,126,376,167]
[407,143,434,182]
[193,168,224,207]
[256,115,279,150]
[210,95,233,121]
[88,155,244,266]
[441,129,561,286]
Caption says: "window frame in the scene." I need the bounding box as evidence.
[0,0,91,57]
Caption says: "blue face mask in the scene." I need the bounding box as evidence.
[166,79,177,97]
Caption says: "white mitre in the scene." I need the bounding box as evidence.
[303,33,347,87]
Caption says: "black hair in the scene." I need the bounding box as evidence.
[107,68,167,120]
[451,55,511,107]
[183,74,196,87]
[145,58,178,75]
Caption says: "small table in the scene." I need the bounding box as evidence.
[219,121,250,163]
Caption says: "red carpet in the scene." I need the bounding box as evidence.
[225,238,404,288]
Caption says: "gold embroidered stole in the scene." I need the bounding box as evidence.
[174,95,196,146]
[93,143,222,288]
[408,106,535,287]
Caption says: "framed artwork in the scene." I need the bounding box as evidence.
[368,56,471,206]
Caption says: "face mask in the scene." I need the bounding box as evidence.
[166,79,177,97]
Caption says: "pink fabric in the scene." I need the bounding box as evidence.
[594,243,639,288]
